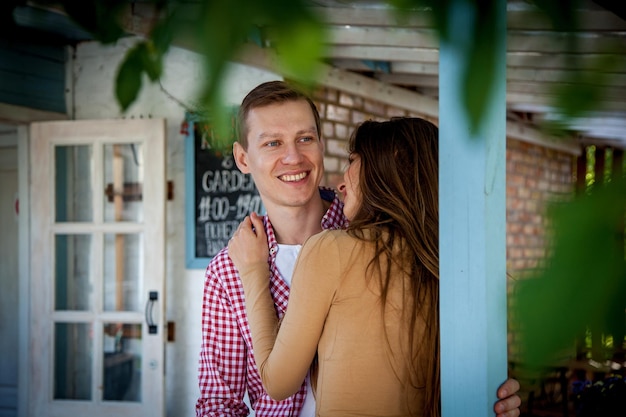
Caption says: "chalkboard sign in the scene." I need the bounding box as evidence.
[185,115,264,268]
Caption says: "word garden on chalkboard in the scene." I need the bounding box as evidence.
[192,121,263,259]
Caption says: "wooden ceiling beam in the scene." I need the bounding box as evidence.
[235,43,440,117]
[507,92,626,112]
[328,26,625,55]
[376,69,626,89]
[325,44,626,72]
[313,6,626,31]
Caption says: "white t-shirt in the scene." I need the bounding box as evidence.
[275,244,315,417]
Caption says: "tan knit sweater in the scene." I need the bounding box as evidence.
[239,229,429,417]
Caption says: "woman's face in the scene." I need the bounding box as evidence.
[339,153,362,221]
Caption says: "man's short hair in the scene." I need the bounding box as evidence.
[236,81,321,149]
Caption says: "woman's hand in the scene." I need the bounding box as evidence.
[494,378,521,417]
[228,212,269,274]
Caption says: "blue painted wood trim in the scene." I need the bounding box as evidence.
[185,117,212,269]
[438,1,508,416]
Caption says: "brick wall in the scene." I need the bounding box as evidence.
[505,140,575,364]
[506,139,576,275]
[313,86,577,278]
[313,86,436,188]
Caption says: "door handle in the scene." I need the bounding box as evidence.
[145,291,158,334]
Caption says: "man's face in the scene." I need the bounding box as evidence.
[233,99,325,212]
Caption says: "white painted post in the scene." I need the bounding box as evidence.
[438,1,508,416]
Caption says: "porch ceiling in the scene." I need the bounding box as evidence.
[309,0,626,149]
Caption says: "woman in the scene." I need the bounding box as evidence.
[229,117,441,416]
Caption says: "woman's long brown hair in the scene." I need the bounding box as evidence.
[347,117,440,417]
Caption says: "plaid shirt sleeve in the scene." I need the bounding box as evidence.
[196,249,250,417]
[195,245,305,417]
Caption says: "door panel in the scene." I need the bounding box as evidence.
[29,119,165,417]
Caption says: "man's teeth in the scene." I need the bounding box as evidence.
[280,172,307,182]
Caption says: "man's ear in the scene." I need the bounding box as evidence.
[233,142,250,174]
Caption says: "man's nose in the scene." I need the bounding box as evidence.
[282,144,304,164]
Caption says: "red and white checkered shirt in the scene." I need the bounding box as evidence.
[196,188,348,417]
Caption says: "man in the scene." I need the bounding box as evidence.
[196,80,521,417]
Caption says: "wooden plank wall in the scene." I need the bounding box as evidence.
[0,29,66,114]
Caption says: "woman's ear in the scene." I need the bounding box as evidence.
[233,142,250,174]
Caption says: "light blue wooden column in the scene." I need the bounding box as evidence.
[438,1,508,416]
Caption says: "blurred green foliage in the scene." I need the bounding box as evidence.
[11,0,621,148]
[7,0,327,152]
[10,0,625,369]
[513,174,626,368]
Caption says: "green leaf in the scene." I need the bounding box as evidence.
[115,46,143,112]
[531,0,581,32]
[463,39,497,134]
[270,17,327,87]
[513,176,626,368]
[551,53,619,120]
[150,10,175,55]
[194,87,238,155]
[139,42,163,82]
[463,0,503,134]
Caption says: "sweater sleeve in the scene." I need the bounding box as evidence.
[240,231,341,401]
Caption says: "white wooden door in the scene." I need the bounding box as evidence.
[29,119,166,417]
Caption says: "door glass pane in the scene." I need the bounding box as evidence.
[55,234,92,311]
[103,233,143,312]
[55,145,93,222]
[104,143,143,222]
[54,322,92,400]
[103,322,142,402]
